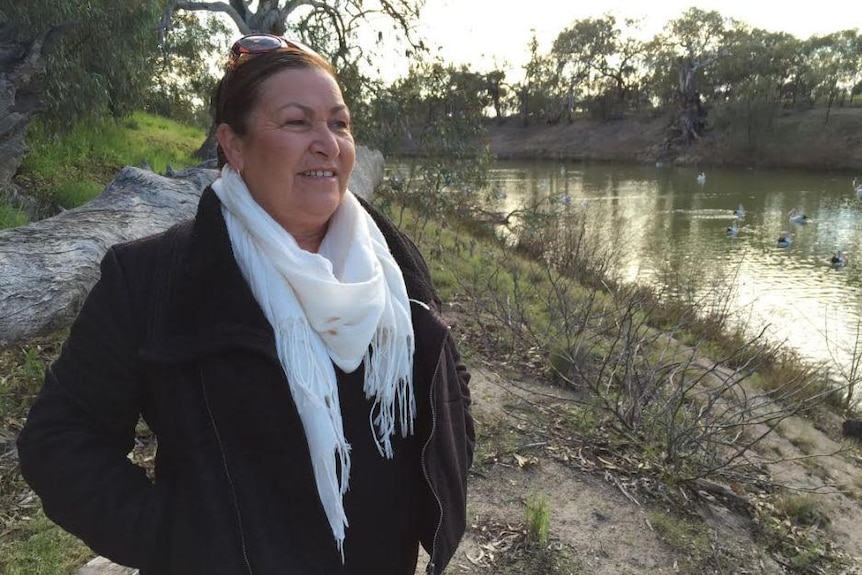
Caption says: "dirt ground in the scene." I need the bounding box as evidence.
[429,364,862,575]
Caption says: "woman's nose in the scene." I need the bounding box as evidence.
[310,123,340,158]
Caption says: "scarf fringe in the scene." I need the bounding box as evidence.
[364,329,416,457]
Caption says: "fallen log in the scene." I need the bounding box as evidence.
[0,146,384,348]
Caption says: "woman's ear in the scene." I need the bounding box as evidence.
[216,123,244,172]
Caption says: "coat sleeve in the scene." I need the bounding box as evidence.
[449,335,475,469]
[16,246,168,569]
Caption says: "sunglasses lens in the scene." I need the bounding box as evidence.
[237,36,287,54]
[227,34,321,69]
[233,34,287,57]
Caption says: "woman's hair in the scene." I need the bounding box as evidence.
[213,47,337,167]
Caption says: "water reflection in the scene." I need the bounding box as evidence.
[388,159,862,379]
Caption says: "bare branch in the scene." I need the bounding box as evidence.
[174,1,252,34]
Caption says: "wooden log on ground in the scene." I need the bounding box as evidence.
[0,146,383,349]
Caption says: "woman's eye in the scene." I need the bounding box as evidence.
[331,120,351,130]
[283,119,307,127]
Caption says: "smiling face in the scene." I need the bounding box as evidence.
[216,66,355,250]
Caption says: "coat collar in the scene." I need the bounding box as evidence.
[141,187,277,363]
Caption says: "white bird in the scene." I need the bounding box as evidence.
[696,172,706,184]
[726,219,739,237]
[830,250,848,268]
[777,231,792,248]
[733,204,745,219]
[788,208,809,224]
[854,177,862,198]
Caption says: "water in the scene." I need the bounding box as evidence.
[388,159,862,378]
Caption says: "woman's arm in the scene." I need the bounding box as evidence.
[17,247,168,569]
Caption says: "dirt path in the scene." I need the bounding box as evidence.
[438,366,862,575]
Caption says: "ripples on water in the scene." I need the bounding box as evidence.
[388,160,862,382]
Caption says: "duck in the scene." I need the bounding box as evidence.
[726,219,739,237]
[733,204,745,219]
[788,208,809,224]
[854,177,862,198]
[830,251,848,268]
[696,172,706,184]
[776,231,792,248]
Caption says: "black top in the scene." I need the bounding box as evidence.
[338,364,421,574]
[273,362,421,574]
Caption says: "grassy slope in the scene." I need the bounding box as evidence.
[5,112,205,228]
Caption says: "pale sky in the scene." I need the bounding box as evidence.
[404,0,860,81]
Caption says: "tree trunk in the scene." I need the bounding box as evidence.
[0,25,45,215]
[0,146,384,349]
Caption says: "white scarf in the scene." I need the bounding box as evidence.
[211,166,416,558]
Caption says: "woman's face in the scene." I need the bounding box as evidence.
[218,66,355,246]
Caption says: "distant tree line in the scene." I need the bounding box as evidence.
[2,2,861,174]
[367,8,862,155]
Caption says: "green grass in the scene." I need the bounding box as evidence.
[0,511,92,575]
[648,511,713,572]
[12,111,205,219]
[0,203,28,229]
[525,493,551,547]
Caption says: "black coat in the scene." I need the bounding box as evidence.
[17,188,474,574]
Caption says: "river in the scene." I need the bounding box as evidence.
[389,159,862,380]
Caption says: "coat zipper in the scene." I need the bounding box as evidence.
[421,336,448,575]
[200,367,254,575]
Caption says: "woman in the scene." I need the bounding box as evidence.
[17,34,474,575]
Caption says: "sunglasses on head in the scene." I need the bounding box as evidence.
[227,34,320,69]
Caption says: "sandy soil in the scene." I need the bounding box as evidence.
[426,364,862,575]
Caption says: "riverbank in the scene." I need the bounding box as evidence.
[483,106,862,173]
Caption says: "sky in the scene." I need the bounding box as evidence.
[401,0,860,81]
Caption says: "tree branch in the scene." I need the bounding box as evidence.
[174,1,252,34]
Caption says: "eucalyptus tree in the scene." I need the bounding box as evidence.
[148,12,232,127]
[645,8,731,143]
[4,0,162,131]
[709,26,799,148]
[377,60,493,225]
[802,30,862,122]
[519,31,559,124]
[162,0,422,55]
[659,7,729,103]
[161,1,425,110]
[483,70,509,120]
[550,14,648,119]
[0,1,163,212]
[712,26,798,106]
